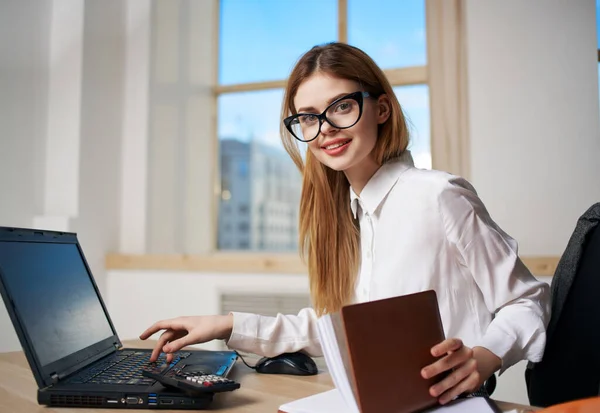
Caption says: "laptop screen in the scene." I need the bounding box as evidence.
[0,241,114,367]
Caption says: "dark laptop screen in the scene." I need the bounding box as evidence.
[0,241,113,367]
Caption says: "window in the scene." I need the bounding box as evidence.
[217,0,430,252]
[348,0,426,69]
[394,85,431,169]
[219,0,337,85]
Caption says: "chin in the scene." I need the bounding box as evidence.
[319,157,354,172]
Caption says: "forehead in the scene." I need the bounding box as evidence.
[293,73,359,111]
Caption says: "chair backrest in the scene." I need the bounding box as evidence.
[526,223,600,407]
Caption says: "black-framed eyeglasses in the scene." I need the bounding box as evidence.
[283,91,370,143]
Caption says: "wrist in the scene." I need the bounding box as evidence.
[218,314,234,340]
[473,346,502,377]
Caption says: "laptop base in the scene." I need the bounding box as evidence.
[38,388,214,409]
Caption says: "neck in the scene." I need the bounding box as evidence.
[344,155,381,196]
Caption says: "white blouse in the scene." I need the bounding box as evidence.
[227,153,551,373]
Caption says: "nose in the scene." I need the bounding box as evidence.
[320,119,338,136]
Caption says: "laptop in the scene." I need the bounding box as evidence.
[0,227,238,409]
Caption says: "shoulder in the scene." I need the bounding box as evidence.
[396,167,489,229]
[400,167,478,200]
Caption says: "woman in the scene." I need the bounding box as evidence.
[140,42,550,405]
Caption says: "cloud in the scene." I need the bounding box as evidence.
[379,41,402,61]
[219,122,250,141]
[257,129,283,148]
[413,28,426,43]
[393,86,429,111]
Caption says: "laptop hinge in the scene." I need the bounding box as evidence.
[50,373,59,384]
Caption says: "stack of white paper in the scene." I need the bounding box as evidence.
[278,389,346,413]
[280,389,499,413]
[315,314,360,413]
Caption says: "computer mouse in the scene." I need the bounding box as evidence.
[254,352,318,376]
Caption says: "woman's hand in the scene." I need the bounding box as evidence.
[139,315,234,363]
[420,338,502,405]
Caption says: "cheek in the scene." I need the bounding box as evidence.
[307,141,320,156]
[349,122,377,146]
[307,141,329,164]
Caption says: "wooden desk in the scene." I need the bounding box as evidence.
[0,341,538,413]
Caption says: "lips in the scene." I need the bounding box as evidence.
[321,138,352,150]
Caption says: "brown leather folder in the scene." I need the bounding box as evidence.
[334,290,446,413]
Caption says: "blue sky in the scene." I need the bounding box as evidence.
[218,1,424,169]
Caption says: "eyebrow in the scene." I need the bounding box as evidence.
[296,92,353,114]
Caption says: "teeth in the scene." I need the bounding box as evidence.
[325,140,349,150]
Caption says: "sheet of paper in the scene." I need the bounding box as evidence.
[423,397,500,413]
[279,390,501,413]
[316,314,360,413]
[278,389,346,413]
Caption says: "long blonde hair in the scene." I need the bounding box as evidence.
[280,42,410,315]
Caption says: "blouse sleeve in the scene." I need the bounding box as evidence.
[225,308,322,357]
[439,176,551,373]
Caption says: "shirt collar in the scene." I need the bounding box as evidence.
[350,150,414,219]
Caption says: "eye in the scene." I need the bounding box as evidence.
[334,101,353,113]
[300,115,318,125]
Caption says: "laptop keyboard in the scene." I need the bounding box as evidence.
[65,350,191,386]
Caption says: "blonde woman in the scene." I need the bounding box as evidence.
[141,43,550,405]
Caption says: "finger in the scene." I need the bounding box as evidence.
[422,346,473,379]
[431,338,463,357]
[139,319,177,340]
[149,330,176,362]
[163,334,191,354]
[438,367,481,405]
[429,358,477,398]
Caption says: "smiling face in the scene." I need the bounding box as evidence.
[292,73,391,189]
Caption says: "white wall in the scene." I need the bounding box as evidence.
[144,0,217,255]
[0,0,52,354]
[466,0,600,256]
[105,270,310,349]
[0,0,126,352]
[465,0,599,405]
[0,2,50,230]
[73,0,125,300]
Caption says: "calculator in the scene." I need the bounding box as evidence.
[142,363,240,395]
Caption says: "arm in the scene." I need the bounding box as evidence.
[421,176,550,404]
[439,176,550,372]
[140,307,322,362]
[226,307,322,357]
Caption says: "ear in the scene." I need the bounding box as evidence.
[376,94,392,124]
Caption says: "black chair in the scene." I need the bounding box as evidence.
[526,216,600,407]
